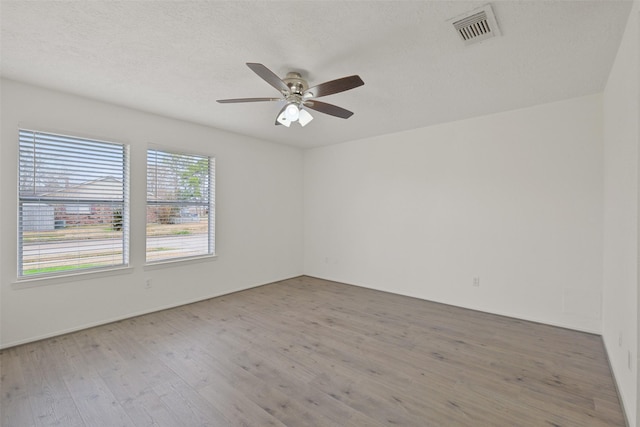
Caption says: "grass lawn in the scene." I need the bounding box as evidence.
[23,263,101,275]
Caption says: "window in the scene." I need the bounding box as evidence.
[146,148,214,263]
[18,129,128,277]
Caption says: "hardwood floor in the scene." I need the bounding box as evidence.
[1,276,625,426]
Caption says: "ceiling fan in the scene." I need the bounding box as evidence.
[217,63,364,127]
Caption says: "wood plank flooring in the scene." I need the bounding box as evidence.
[1,276,626,426]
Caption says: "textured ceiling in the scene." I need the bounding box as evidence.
[0,1,633,148]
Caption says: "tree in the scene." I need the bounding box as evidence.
[178,158,209,202]
[112,208,123,231]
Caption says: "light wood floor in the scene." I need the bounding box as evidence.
[1,276,625,426]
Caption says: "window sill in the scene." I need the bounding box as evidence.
[12,266,134,289]
[144,254,218,270]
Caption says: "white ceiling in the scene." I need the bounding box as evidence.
[0,1,633,148]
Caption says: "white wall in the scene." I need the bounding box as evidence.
[304,94,604,333]
[0,79,304,348]
[603,1,640,425]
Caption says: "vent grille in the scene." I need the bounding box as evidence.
[454,11,491,41]
[450,4,501,46]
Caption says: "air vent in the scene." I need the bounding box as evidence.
[450,4,501,46]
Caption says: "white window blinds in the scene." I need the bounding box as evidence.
[18,129,129,277]
[146,148,214,263]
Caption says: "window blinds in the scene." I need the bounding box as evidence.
[18,129,128,277]
[146,148,214,262]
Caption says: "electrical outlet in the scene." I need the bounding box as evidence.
[145,278,152,289]
[619,331,623,347]
[473,277,480,287]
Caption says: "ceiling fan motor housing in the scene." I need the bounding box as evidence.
[283,72,308,95]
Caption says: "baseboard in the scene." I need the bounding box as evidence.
[0,274,302,350]
[602,336,632,427]
[302,274,601,335]
[0,272,602,344]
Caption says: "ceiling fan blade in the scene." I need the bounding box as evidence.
[246,63,290,94]
[304,75,364,98]
[304,100,354,119]
[217,97,281,103]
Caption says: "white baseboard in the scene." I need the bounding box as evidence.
[0,275,302,350]
[304,274,601,335]
[602,336,632,427]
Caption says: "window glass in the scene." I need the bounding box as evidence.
[18,130,128,277]
[146,148,214,263]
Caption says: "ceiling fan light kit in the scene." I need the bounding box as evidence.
[276,103,314,127]
[297,109,314,126]
[285,103,300,121]
[217,63,364,128]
